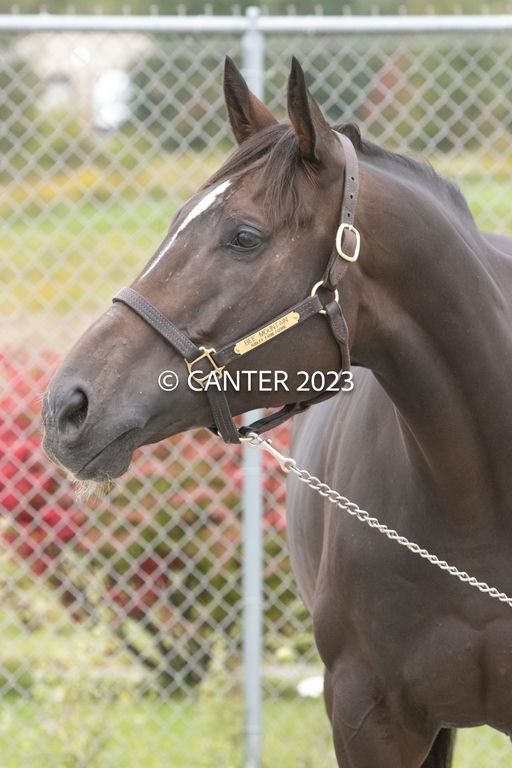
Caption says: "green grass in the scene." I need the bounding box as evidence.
[0,197,176,315]
[0,151,224,318]
[462,177,511,233]
[0,694,508,768]
[0,586,507,768]
[0,695,328,768]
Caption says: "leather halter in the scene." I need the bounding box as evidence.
[113,132,360,444]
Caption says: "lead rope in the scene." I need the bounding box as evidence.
[242,433,512,609]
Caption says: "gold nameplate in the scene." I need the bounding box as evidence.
[234,312,300,355]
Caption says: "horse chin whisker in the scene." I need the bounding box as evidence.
[72,476,117,501]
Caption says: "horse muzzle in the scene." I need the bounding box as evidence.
[42,378,144,480]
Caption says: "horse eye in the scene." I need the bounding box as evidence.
[230,228,261,251]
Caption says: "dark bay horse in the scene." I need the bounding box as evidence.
[42,58,512,766]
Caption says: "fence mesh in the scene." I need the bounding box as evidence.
[1,18,511,767]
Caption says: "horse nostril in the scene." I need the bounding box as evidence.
[58,388,89,434]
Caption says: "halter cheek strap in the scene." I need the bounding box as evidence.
[327,133,360,287]
[112,286,242,443]
[296,131,360,412]
[112,131,360,444]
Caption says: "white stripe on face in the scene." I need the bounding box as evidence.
[140,179,232,279]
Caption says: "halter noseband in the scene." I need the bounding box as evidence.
[112,132,360,444]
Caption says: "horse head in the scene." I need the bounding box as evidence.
[42,58,361,481]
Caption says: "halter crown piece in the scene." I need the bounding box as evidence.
[113,132,360,444]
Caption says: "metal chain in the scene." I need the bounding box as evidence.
[243,434,512,609]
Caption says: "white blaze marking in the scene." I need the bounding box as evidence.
[140,179,231,279]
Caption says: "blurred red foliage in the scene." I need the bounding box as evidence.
[0,351,290,638]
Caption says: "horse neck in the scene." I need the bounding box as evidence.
[348,159,512,527]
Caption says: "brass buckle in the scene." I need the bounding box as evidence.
[336,223,360,262]
[185,347,224,388]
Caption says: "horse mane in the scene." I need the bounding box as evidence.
[357,132,475,224]
[205,121,474,228]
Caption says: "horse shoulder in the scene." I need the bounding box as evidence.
[287,368,413,611]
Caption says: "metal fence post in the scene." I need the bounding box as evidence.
[241,11,265,768]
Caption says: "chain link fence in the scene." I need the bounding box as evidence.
[1,12,512,767]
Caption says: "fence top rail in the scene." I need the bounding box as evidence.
[1,12,512,34]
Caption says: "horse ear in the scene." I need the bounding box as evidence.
[223,56,277,144]
[287,57,335,163]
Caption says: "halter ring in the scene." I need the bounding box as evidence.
[311,281,339,315]
[336,223,360,262]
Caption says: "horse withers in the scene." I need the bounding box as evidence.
[43,58,512,767]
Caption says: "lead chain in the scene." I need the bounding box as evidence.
[244,435,512,609]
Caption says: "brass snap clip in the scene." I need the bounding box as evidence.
[240,432,297,473]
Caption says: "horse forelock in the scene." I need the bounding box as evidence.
[205,123,317,230]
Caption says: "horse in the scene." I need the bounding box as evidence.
[42,57,512,767]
